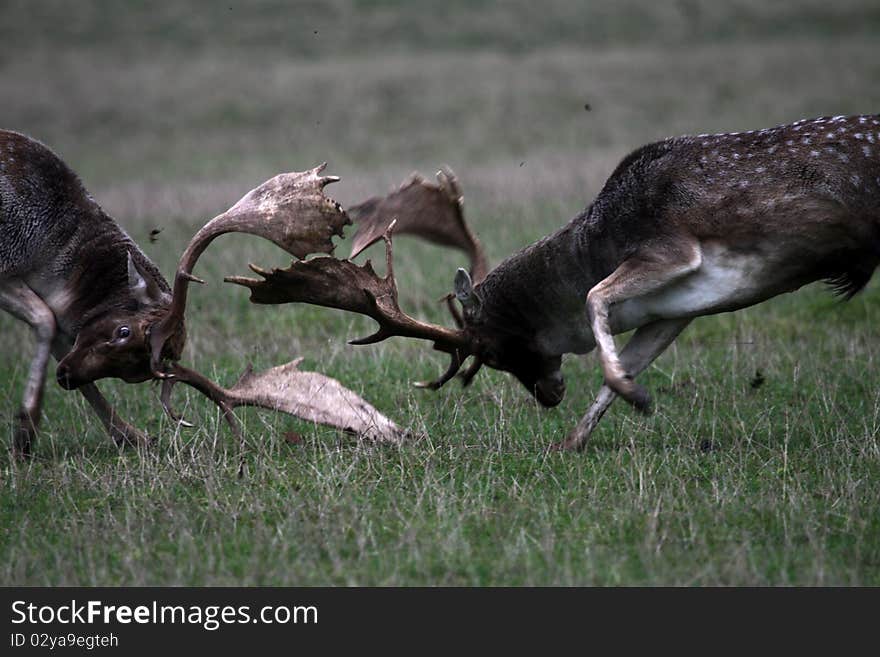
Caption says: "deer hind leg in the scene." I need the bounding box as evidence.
[0,279,57,457]
[50,338,150,448]
[586,237,701,412]
[553,317,692,452]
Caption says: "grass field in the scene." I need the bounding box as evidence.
[1,1,879,585]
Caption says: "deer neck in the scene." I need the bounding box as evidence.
[474,206,621,356]
[29,209,170,335]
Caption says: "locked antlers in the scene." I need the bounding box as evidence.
[148,165,349,375]
[144,165,404,444]
[227,223,476,390]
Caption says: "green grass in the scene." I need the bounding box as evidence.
[1,1,879,585]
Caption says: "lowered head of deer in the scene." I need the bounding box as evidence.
[55,253,179,389]
[329,167,564,406]
[452,268,565,407]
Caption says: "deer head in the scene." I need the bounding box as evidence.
[55,252,177,389]
[226,168,567,408]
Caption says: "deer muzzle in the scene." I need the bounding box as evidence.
[534,372,566,407]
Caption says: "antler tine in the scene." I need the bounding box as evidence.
[381,218,399,294]
[159,378,194,428]
[162,363,248,476]
[347,217,402,345]
[442,292,464,329]
[413,351,467,390]
[436,166,462,203]
[148,166,350,376]
[458,357,484,387]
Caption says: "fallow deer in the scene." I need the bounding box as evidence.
[221,114,880,451]
[0,129,403,457]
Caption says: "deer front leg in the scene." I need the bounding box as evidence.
[50,338,151,448]
[0,280,57,457]
[553,317,692,452]
[586,238,701,411]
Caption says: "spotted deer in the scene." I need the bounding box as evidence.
[219,114,880,451]
[0,129,403,457]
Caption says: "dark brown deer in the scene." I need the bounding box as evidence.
[0,129,403,456]
[224,114,880,451]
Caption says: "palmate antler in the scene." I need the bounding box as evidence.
[160,359,405,445]
[144,165,405,445]
[227,223,477,390]
[149,165,348,374]
[348,167,489,283]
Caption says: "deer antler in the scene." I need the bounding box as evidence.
[349,167,489,283]
[226,222,475,389]
[159,359,406,445]
[148,165,349,376]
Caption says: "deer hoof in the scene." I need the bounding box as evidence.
[110,424,152,449]
[548,438,581,453]
[548,429,591,452]
[13,411,36,458]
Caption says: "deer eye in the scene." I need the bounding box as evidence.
[115,326,131,340]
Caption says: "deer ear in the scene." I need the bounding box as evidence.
[454,268,481,311]
[127,252,168,306]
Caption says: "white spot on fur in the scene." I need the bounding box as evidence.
[810,150,820,157]
[755,166,766,173]
[863,145,872,157]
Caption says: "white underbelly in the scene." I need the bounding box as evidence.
[610,244,775,334]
